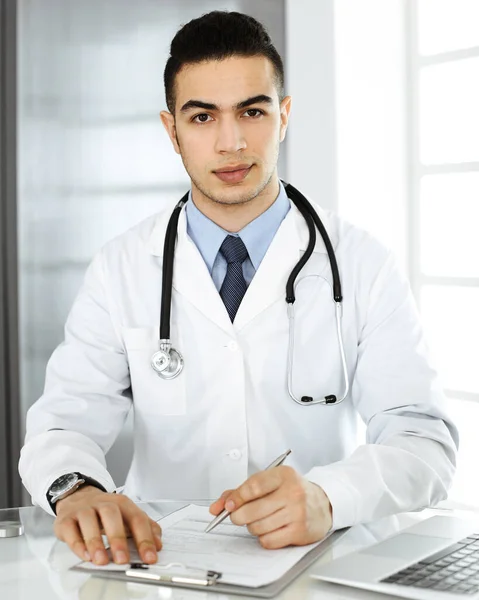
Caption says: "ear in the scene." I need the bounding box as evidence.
[160,110,181,154]
[279,96,292,142]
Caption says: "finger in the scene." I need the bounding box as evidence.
[225,470,283,513]
[259,523,295,550]
[124,519,163,551]
[231,489,286,526]
[209,490,234,515]
[56,517,90,562]
[97,503,130,564]
[247,506,289,537]
[77,508,109,565]
[150,519,163,551]
[123,508,158,564]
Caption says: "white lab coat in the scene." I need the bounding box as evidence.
[19,197,458,529]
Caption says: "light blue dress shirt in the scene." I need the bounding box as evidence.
[185,181,291,291]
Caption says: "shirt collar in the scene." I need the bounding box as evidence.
[185,181,290,273]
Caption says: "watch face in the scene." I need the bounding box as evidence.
[50,473,78,495]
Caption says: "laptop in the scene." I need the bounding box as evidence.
[312,515,479,598]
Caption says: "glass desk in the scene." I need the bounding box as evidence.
[0,500,477,600]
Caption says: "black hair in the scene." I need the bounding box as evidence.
[164,11,284,113]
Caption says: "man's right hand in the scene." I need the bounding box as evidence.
[54,486,162,565]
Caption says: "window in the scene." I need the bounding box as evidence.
[408,0,479,506]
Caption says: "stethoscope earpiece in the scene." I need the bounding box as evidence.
[301,395,337,404]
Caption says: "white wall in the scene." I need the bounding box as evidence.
[285,0,338,211]
[334,0,408,269]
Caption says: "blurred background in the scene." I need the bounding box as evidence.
[0,0,477,509]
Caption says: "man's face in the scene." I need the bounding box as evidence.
[161,56,291,206]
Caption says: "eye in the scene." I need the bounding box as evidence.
[243,109,264,118]
[192,113,213,124]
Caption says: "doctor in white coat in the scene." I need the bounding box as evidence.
[19,11,458,568]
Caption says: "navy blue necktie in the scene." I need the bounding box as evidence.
[219,235,248,322]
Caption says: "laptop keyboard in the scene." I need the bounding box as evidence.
[381,533,479,595]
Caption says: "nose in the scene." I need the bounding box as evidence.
[214,116,247,154]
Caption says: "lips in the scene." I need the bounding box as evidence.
[214,164,252,184]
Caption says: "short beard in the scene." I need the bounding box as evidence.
[176,132,280,207]
[190,168,275,207]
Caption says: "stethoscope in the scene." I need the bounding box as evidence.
[151,181,349,406]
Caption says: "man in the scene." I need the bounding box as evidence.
[19,11,457,568]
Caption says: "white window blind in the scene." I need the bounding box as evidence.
[408,0,479,507]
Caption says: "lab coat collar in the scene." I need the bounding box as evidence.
[146,193,332,333]
[233,200,331,330]
[146,194,331,258]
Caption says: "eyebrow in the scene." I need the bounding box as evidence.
[179,94,274,113]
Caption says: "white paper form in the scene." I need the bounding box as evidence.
[156,504,326,587]
[75,504,328,587]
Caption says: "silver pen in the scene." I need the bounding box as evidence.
[204,449,292,534]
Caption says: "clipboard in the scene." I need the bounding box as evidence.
[72,529,346,598]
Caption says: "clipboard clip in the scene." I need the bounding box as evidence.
[126,562,222,587]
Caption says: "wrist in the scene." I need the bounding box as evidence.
[56,485,105,514]
[310,481,333,527]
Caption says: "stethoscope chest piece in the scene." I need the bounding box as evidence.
[151,340,184,380]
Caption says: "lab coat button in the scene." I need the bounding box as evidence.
[229,449,242,460]
[227,341,238,351]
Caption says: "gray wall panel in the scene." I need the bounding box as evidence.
[0,0,22,509]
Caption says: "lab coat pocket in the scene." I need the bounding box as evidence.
[122,327,186,416]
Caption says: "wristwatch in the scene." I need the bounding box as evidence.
[47,472,107,513]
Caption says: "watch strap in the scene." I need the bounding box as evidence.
[47,473,108,515]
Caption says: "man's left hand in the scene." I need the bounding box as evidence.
[208,466,332,549]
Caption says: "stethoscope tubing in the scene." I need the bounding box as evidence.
[283,182,342,303]
[154,182,349,405]
[160,193,189,341]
